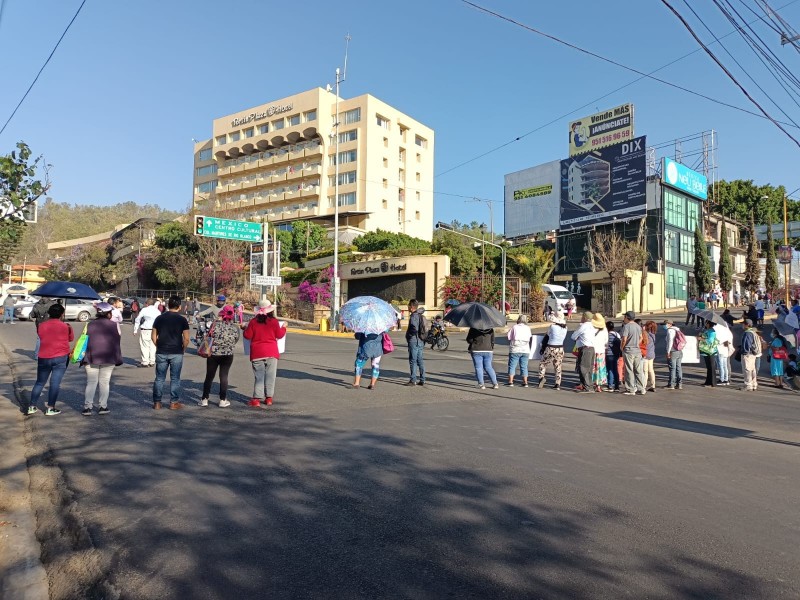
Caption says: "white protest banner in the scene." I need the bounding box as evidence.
[681,335,700,364]
[528,334,544,360]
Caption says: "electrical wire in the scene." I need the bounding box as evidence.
[659,0,800,148]
[0,0,87,138]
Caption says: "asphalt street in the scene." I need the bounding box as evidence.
[1,317,799,599]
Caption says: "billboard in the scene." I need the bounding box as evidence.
[569,103,634,157]
[662,157,708,200]
[559,136,647,231]
[504,160,561,239]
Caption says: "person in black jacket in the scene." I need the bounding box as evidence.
[467,327,498,389]
[404,299,426,386]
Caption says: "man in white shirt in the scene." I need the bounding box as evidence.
[571,311,597,393]
[755,297,765,325]
[133,298,161,367]
[714,322,734,385]
[662,319,684,389]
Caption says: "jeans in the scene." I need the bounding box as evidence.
[2,308,14,323]
[668,350,683,387]
[203,354,234,400]
[685,312,695,326]
[153,353,184,403]
[623,352,645,393]
[25,355,69,412]
[471,352,497,386]
[407,338,425,383]
[252,357,278,400]
[703,354,717,386]
[508,353,529,379]
[606,354,620,388]
[716,353,730,383]
[85,365,115,409]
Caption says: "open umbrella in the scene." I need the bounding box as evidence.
[445,299,462,306]
[31,281,101,301]
[691,308,728,328]
[443,301,505,329]
[339,295,397,334]
[773,315,798,342]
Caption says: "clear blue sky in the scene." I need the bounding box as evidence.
[2,0,800,233]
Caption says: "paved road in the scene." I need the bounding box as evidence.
[2,318,799,599]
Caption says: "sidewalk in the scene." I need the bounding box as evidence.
[0,341,48,600]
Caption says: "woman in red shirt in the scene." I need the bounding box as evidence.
[23,303,74,416]
[243,300,286,407]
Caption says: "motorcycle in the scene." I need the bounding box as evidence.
[425,323,449,351]
[194,316,215,348]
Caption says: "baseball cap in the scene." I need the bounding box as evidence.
[217,295,226,302]
[624,310,636,320]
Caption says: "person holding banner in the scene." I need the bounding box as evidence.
[538,314,568,390]
[507,315,532,387]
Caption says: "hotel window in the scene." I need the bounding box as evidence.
[382,199,388,209]
[230,131,241,142]
[197,180,217,194]
[198,148,212,161]
[382,178,388,189]
[244,128,254,138]
[680,233,695,266]
[398,169,405,182]
[259,124,269,135]
[415,211,420,220]
[377,115,390,130]
[416,153,421,163]
[304,109,317,122]
[328,170,357,186]
[415,135,427,148]
[329,192,356,207]
[338,129,357,143]
[399,149,405,162]
[288,114,301,126]
[273,119,285,130]
[383,158,388,168]
[665,229,679,264]
[687,199,700,232]
[416,191,421,201]
[216,135,227,146]
[330,150,357,166]
[383,137,389,148]
[343,107,361,124]
[416,172,421,182]
[399,125,408,142]
[196,164,218,177]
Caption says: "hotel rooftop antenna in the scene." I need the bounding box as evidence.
[331,32,352,331]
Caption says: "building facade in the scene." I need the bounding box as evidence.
[192,88,435,242]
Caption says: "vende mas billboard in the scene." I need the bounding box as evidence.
[662,157,708,200]
[559,136,647,231]
[504,160,561,239]
[569,103,634,157]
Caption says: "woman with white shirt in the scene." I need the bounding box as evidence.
[591,313,608,392]
[507,315,532,387]
[537,314,568,390]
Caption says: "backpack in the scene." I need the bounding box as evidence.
[672,328,687,351]
[416,313,429,341]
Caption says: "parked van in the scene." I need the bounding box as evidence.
[542,284,575,315]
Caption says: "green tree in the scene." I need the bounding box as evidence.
[764,218,779,296]
[693,225,713,295]
[154,222,198,252]
[0,220,26,266]
[431,229,480,275]
[718,219,733,299]
[352,229,431,253]
[508,244,555,286]
[0,142,50,221]
[743,213,761,294]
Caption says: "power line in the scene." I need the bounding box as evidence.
[0,0,87,138]
[660,0,800,148]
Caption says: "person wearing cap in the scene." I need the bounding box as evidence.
[662,319,684,390]
[198,295,227,320]
[620,311,646,395]
[199,305,240,408]
[740,318,760,390]
[537,313,567,389]
[151,296,191,410]
[243,299,286,407]
[590,313,608,393]
[571,311,597,393]
[81,302,122,416]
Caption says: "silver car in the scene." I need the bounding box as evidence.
[17,297,97,322]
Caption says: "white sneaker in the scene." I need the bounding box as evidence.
[198,398,208,407]
[479,385,486,389]
[493,384,499,389]
[218,399,230,408]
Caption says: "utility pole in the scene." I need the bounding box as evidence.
[467,197,499,243]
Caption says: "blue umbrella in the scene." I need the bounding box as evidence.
[445,299,461,306]
[31,281,101,301]
[340,296,397,334]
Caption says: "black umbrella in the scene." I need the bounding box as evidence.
[31,281,101,301]
[442,301,505,329]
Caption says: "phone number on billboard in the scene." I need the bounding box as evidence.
[592,129,631,147]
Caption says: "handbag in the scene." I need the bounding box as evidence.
[382,332,394,354]
[70,324,89,364]
[698,336,718,356]
[198,323,215,358]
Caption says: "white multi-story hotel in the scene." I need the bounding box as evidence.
[192,87,435,241]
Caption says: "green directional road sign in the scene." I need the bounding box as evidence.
[194,215,263,242]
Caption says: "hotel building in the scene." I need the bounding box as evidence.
[192,88,435,242]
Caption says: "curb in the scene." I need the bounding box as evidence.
[0,342,49,600]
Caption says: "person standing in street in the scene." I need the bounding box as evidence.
[133,298,161,368]
[643,321,658,392]
[199,304,240,407]
[698,320,718,387]
[686,295,698,327]
[81,302,122,415]
[243,299,286,407]
[768,331,789,388]
[571,311,597,393]
[755,296,765,326]
[2,293,16,324]
[590,313,608,392]
[620,311,646,396]
[714,322,734,386]
[740,319,760,391]
[151,296,190,410]
[663,320,685,390]
[352,331,383,390]
[507,315,532,387]
[31,297,56,359]
[129,297,140,324]
[108,297,124,326]
[605,322,622,392]
[22,303,73,416]
[198,295,227,320]
[466,326,498,389]
[538,314,567,390]
[404,299,426,386]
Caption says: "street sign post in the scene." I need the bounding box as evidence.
[194,215,263,242]
[253,275,283,286]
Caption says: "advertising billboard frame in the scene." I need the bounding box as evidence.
[662,157,708,200]
[568,103,635,157]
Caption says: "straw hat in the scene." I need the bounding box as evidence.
[591,313,606,329]
[256,299,275,315]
